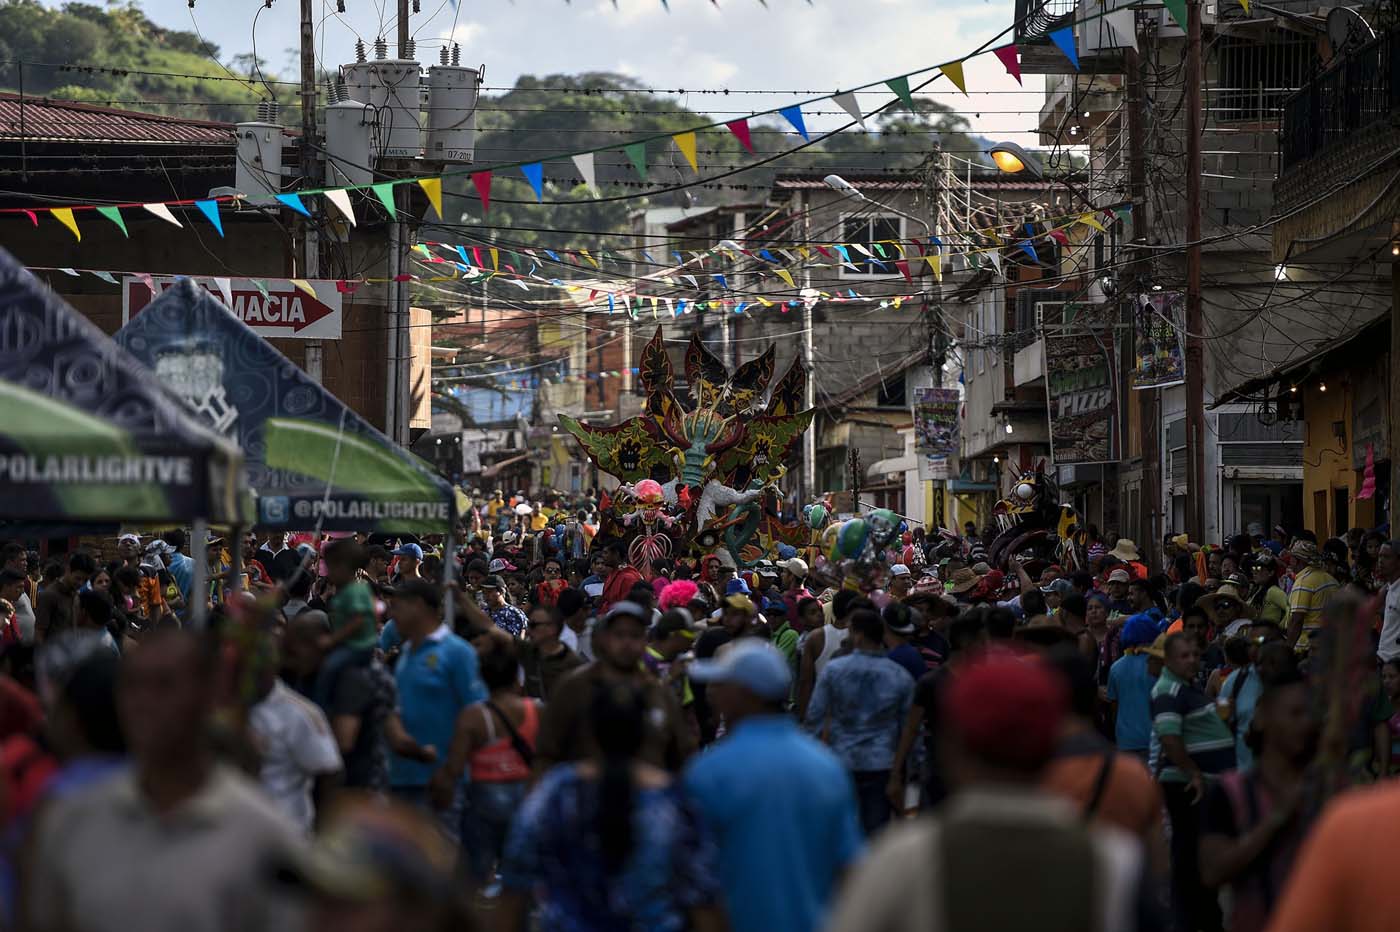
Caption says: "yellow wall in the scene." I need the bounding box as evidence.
[1301,378,1353,538]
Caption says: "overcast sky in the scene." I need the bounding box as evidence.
[79,0,1043,147]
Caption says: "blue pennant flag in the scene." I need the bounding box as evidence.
[1049,27,1079,70]
[275,193,310,217]
[1018,240,1039,262]
[676,299,687,315]
[608,294,616,314]
[456,245,472,266]
[643,251,656,263]
[713,273,730,289]
[545,250,561,262]
[734,302,748,315]
[672,251,683,264]
[520,163,545,201]
[195,200,223,236]
[758,249,778,263]
[779,105,809,141]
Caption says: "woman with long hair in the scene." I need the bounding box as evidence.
[497,682,724,932]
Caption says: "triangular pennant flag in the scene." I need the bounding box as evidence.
[993,45,1022,85]
[682,274,698,289]
[1239,0,1250,12]
[58,268,79,276]
[1049,27,1079,70]
[1114,205,1133,223]
[895,259,912,282]
[887,75,918,111]
[1079,213,1107,232]
[193,200,223,236]
[1018,240,1039,262]
[372,182,397,216]
[673,131,698,171]
[833,91,866,128]
[252,279,270,298]
[779,105,809,141]
[608,294,616,314]
[213,277,233,306]
[22,210,36,227]
[290,278,317,298]
[988,250,1003,276]
[774,268,795,288]
[1161,0,1187,30]
[472,171,492,213]
[713,274,730,289]
[1048,228,1070,245]
[569,153,597,197]
[1104,9,1138,52]
[324,189,356,227]
[939,61,968,95]
[489,247,499,271]
[726,119,754,153]
[418,178,443,219]
[95,206,129,238]
[275,193,311,217]
[91,271,118,284]
[521,163,545,201]
[623,142,648,180]
[51,208,81,241]
[143,202,183,227]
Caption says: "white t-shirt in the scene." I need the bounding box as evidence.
[248,680,342,832]
[13,592,35,645]
[1380,581,1400,661]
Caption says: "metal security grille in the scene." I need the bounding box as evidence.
[1216,31,1316,123]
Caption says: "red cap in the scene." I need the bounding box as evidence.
[942,650,1068,772]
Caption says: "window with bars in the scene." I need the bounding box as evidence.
[840,215,904,277]
[1216,31,1316,122]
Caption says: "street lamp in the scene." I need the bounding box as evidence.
[987,142,1044,179]
[822,173,932,238]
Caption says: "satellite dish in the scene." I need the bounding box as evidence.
[1327,8,1375,58]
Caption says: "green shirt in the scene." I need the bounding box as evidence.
[329,580,377,651]
[1150,667,1236,783]
[772,622,799,666]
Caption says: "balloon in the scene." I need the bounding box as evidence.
[806,503,829,530]
[867,508,899,549]
[835,518,870,559]
[820,523,842,561]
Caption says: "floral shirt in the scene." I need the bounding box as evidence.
[500,764,721,932]
[803,650,914,772]
[491,604,528,638]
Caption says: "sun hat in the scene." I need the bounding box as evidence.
[1197,582,1255,624]
[948,567,982,594]
[1108,539,1142,563]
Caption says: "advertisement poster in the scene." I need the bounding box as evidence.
[913,387,960,458]
[1132,292,1185,389]
[1044,308,1120,465]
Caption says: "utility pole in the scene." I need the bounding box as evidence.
[1125,37,1160,565]
[801,192,817,504]
[299,0,323,383]
[1184,0,1207,542]
[384,0,413,444]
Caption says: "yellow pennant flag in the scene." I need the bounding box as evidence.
[983,227,1003,244]
[930,256,943,282]
[893,296,904,309]
[673,131,699,172]
[757,297,774,308]
[290,278,317,298]
[580,248,600,269]
[1079,213,1107,232]
[1239,0,1250,11]
[940,61,969,96]
[489,247,499,270]
[774,268,796,289]
[51,208,81,241]
[418,178,443,219]
[796,246,811,260]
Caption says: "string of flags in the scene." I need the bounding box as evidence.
[0,2,1161,236]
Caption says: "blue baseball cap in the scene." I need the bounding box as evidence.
[392,543,424,560]
[688,639,792,701]
[724,577,751,596]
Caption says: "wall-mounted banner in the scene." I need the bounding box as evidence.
[913,387,960,458]
[1132,292,1186,390]
[1045,306,1120,466]
[123,276,343,340]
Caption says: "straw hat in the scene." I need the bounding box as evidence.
[1145,633,1168,661]
[1108,539,1141,563]
[948,567,982,595]
[1196,581,1255,625]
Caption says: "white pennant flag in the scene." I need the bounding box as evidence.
[682,274,698,289]
[143,202,183,228]
[1104,9,1138,51]
[572,153,598,196]
[833,91,866,129]
[987,249,1003,277]
[324,189,357,227]
[212,277,233,306]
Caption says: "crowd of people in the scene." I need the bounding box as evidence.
[1,493,1400,932]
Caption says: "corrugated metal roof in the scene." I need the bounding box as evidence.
[0,94,239,146]
[773,177,1058,192]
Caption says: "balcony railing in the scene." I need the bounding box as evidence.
[1014,0,1076,43]
[1280,30,1400,172]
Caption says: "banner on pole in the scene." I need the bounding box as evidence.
[1132,292,1185,390]
[1045,306,1120,466]
[913,387,960,458]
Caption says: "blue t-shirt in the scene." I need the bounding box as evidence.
[1220,665,1262,770]
[166,552,193,602]
[684,716,863,932]
[1106,652,1155,752]
[390,626,486,787]
[886,643,925,681]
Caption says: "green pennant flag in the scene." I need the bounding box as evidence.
[371,182,398,217]
[968,252,981,270]
[95,206,128,238]
[623,142,648,180]
[886,75,916,110]
[1160,0,1187,30]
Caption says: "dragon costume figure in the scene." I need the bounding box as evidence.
[988,464,1087,572]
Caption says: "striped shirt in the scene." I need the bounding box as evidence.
[1288,566,1338,648]
[1151,668,1236,783]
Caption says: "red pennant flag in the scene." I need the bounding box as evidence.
[895,259,913,282]
[472,171,493,213]
[393,274,413,282]
[727,118,754,153]
[815,245,834,259]
[472,246,485,268]
[1048,228,1070,245]
[1360,444,1377,499]
[336,280,363,294]
[22,210,37,227]
[994,44,1022,85]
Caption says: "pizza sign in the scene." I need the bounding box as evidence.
[123,276,343,340]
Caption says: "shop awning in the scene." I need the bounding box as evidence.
[116,280,454,534]
[0,250,244,526]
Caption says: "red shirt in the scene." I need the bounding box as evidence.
[600,565,645,613]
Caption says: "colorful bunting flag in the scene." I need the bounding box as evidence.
[22,210,36,227]
[324,189,356,227]
[886,75,916,110]
[51,208,80,241]
[91,271,117,284]
[213,277,233,306]
[895,259,912,282]
[275,193,310,217]
[673,131,699,171]
[418,178,443,219]
[779,105,809,141]
[1049,27,1079,70]
[939,62,968,95]
[521,163,545,201]
[290,278,317,298]
[775,268,795,288]
[1078,213,1107,232]
[833,91,865,128]
[372,182,398,216]
[194,200,223,236]
[1103,9,1138,51]
[1018,240,1039,262]
[993,45,1022,85]
[1161,0,1187,30]
[144,203,183,227]
[726,119,754,153]
[95,206,128,237]
[472,171,493,213]
[623,142,648,180]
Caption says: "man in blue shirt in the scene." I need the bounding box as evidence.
[687,640,863,932]
[391,579,486,841]
[161,529,194,607]
[805,607,914,835]
[1106,613,1160,758]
